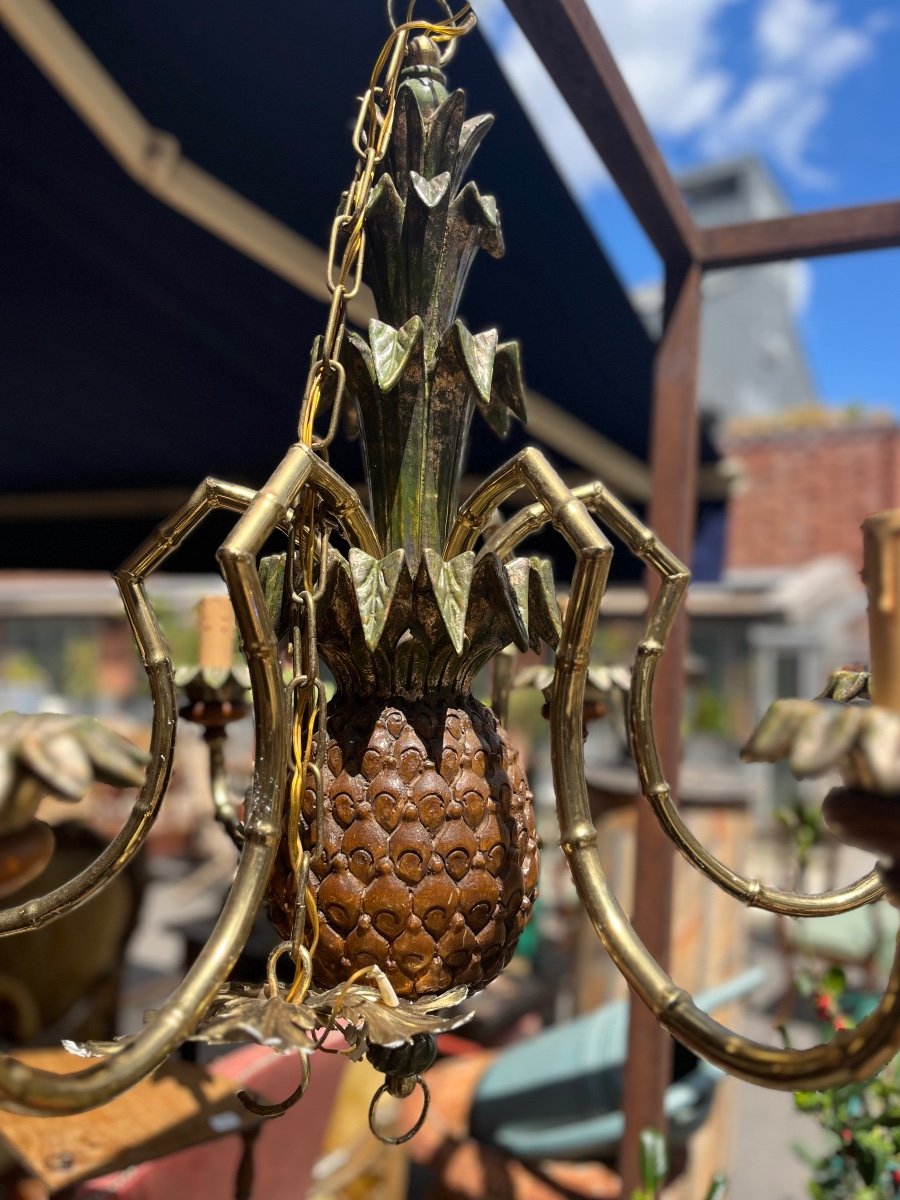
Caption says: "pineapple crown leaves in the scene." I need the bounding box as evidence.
[364,82,502,343]
[314,546,561,699]
[343,317,526,574]
[346,318,527,459]
[339,52,530,575]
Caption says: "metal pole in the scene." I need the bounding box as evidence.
[619,263,702,1192]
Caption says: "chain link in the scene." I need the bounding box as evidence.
[283,3,474,1006]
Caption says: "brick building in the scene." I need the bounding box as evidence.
[723,412,900,571]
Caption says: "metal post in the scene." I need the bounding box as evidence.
[620,263,702,1192]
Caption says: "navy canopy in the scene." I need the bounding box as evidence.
[0,2,719,576]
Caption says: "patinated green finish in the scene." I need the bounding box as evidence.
[261,41,557,699]
[342,38,527,578]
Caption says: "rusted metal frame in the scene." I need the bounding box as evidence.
[699,200,900,269]
[500,0,699,269]
[619,263,702,1192]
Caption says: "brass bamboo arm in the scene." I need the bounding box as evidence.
[553,563,900,1088]
[0,479,256,937]
[444,452,536,558]
[0,457,312,1112]
[308,453,381,558]
[482,478,882,917]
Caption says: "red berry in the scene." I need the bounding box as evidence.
[814,993,834,1018]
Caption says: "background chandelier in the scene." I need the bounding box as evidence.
[0,0,899,1145]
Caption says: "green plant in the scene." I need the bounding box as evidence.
[630,1128,727,1199]
[0,650,47,687]
[794,969,900,1197]
[688,685,733,739]
[776,797,824,885]
[60,635,99,700]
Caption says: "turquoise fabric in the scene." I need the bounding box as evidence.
[469,968,764,1161]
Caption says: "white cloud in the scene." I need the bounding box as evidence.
[757,0,833,61]
[591,0,739,137]
[702,0,879,186]
[475,0,884,194]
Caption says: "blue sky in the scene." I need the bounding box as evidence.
[476,0,900,411]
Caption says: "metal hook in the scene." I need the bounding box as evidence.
[238,1051,310,1119]
[386,1,472,65]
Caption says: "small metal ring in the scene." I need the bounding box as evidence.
[368,1075,430,1145]
[387,0,460,59]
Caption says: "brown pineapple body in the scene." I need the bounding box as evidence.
[269,693,538,999]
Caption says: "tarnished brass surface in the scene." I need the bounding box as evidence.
[0,465,294,1111]
[550,505,900,1090]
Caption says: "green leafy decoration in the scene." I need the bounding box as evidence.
[424,550,475,655]
[504,557,531,643]
[453,322,497,406]
[491,341,528,422]
[349,548,407,651]
[529,557,563,649]
[259,553,287,635]
[369,316,424,393]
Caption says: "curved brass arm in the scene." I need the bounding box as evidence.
[480,477,882,918]
[0,452,318,1112]
[553,546,900,1090]
[308,454,381,558]
[0,479,256,938]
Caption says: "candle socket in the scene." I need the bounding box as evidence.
[197,595,236,670]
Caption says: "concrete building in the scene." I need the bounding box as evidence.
[632,156,817,430]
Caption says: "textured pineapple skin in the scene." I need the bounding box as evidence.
[269,694,539,999]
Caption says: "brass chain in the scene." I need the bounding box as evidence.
[283,3,475,1007]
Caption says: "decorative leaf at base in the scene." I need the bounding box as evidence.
[349,547,407,651]
[259,553,288,636]
[424,550,475,655]
[742,696,900,793]
[504,557,532,636]
[68,981,472,1061]
[453,323,497,405]
[529,558,563,650]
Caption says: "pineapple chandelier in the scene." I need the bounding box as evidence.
[2,0,900,1145]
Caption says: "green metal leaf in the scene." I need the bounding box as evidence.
[819,668,870,702]
[471,553,529,653]
[455,112,494,189]
[369,316,424,394]
[452,181,504,258]
[529,558,563,648]
[349,548,407,651]
[504,557,532,648]
[424,549,475,655]
[259,553,287,636]
[492,341,528,422]
[453,322,497,406]
[410,169,451,211]
[423,91,466,182]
